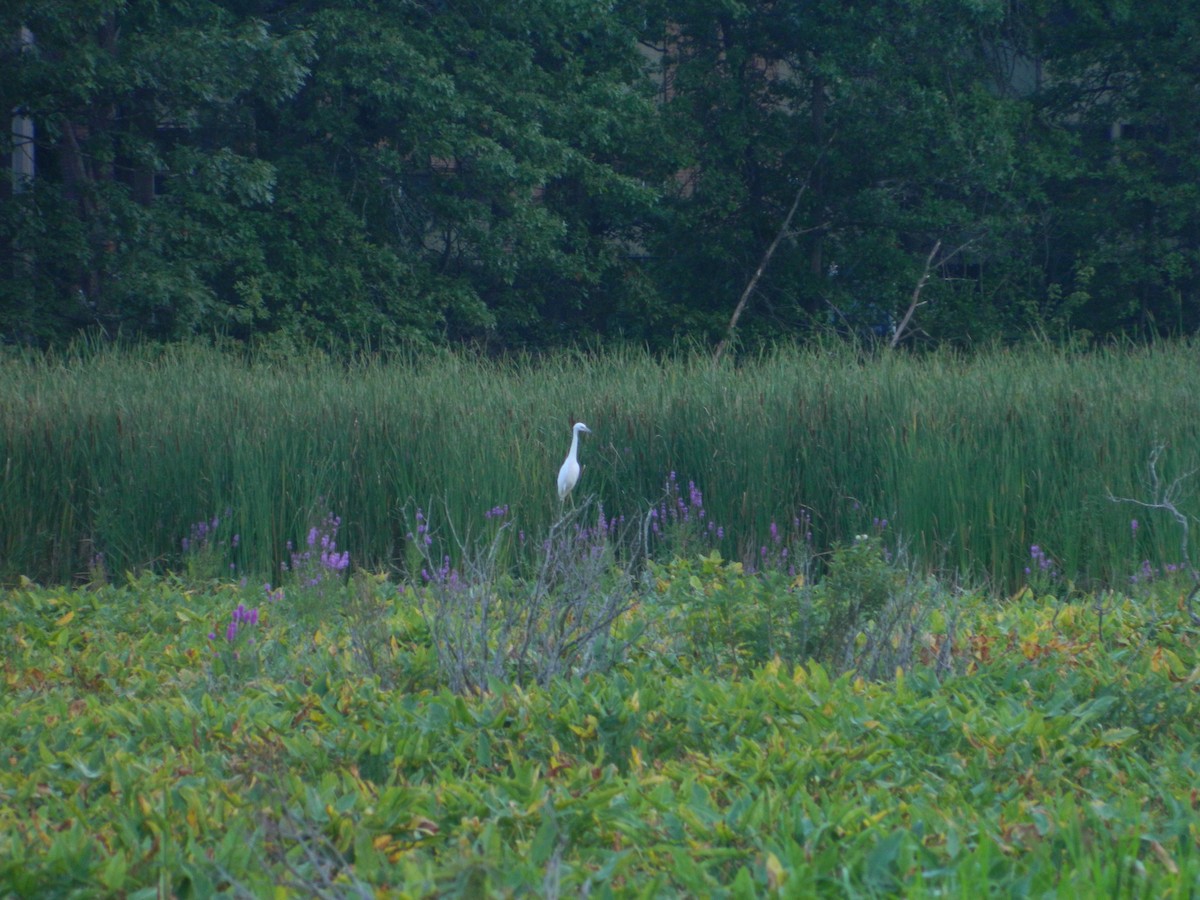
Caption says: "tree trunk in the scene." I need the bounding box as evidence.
[807,71,826,291]
[11,27,35,193]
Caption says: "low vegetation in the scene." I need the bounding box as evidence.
[4,342,1199,894]
[2,506,1199,896]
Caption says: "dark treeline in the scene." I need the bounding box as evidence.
[1,1,1197,351]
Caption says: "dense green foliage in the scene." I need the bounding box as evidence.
[2,0,1198,348]
[3,341,1200,589]
[2,552,1198,895]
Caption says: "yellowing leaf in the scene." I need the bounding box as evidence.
[765,852,786,891]
[568,715,598,740]
[55,611,74,626]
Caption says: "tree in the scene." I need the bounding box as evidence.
[1017,0,1200,336]
[0,0,314,342]
[268,0,666,347]
[638,0,1050,347]
[0,0,666,347]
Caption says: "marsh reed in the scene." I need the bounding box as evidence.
[3,340,1198,588]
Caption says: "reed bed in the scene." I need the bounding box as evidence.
[3,340,1198,588]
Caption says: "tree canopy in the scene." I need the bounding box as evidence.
[2,0,1197,350]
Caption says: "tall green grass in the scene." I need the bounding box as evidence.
[3,340,1199,587]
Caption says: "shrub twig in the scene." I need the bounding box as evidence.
[407,498,639,692]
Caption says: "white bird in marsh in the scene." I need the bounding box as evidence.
[557,421,592,501]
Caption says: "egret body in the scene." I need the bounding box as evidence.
[557,422,592,500]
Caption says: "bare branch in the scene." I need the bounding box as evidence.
[889,238,977,349]
[712,143,833,365]
[712,180,811,366]
[1107,443,1200,624]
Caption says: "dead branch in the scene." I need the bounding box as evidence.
[1107,443,1200,624]
[888,238,977,349]
[889,240,941,349]
[712,141,835,365]
[712,181,813,365]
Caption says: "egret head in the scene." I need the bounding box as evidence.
[574,422,592,435]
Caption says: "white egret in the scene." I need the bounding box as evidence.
[557,421,592,501]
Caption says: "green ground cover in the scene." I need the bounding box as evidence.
[2,544,1198,897]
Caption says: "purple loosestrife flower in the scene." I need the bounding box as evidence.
[1027,544,1058,580]
[415,509,433,546]
[322,549,350,571]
